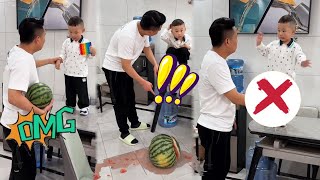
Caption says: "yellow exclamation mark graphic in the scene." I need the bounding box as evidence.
[155,55,177,104]
[166,64,190,103]
[175,73,199,105]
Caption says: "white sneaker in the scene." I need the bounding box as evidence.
[80,107,89,116]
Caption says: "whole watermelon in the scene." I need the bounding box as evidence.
[26,83,53,109]
[149,134,181,168]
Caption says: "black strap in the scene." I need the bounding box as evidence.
[15,145,23,169]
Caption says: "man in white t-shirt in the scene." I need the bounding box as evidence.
[197,18,246,179]
[102,10,166,146]
[1,18,60,180]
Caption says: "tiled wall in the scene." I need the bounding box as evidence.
[97,0,193,71]
[0,0,98,109]
[193,0,320,177]
[193,0,320,114]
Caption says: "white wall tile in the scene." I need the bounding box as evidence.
[308,0,320,36]
[87,66,96,99]
[81,0,97,32]
[4,32,19,53]
[53,68,65,96]
[99,25,120,50]
[98,25,120,66]
[144,0,177,25]
[38,65,55,92]
[193,0,212,37]
[83,32,97,48]
[0,33,5,61]
[4,1,16,32]
[0,60,5,83]
[176,0,193,29]
[296,75,320,107]
[192,37,211,71]
[53,31,68,56]
[212,0,228,20]
[99,0,127,26]
[154,35,168,54]
[293,36,320,76]
[126,0,146,21]
[0,2,5,33]
[99,48,107,68]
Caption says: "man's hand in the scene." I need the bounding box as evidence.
[40,99,54,115]
[55,58,62,70]
[49,57,63,65]
[256,32,263,46]
[183,44,191,50]
[301,60,311,67]
[90,46,97,56]
[140,79,155,95]
[153,64,159,76]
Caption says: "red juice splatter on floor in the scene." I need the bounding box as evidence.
[184,155,192,160]
[95,148,193,176]
[93,174,101,180]
[120,168,127,173]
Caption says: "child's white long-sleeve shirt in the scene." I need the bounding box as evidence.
[257,39,306,79]
[160,29,192,49]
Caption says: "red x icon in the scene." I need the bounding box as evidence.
[254,79,293,115]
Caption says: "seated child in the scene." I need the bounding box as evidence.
[161,19,192,65]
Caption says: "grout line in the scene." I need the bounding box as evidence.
[175,0,178,18]
[97,124,108,159]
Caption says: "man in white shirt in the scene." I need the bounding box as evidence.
[1,18,59,180]
[197,18,245,179]
[102,10,166,145]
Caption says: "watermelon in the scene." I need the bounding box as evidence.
[26,83,53,109]
[149,134,181,168]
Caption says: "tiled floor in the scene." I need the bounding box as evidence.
[95,98,196,180]
[94,98,250,180]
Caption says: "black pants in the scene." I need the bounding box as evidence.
[166,47,190,65]
[64,75,89,109]
[103,68,139,134]
[2,126,36,180]
[197,124,231,180]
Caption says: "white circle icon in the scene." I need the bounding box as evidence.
[245,71,301,127]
